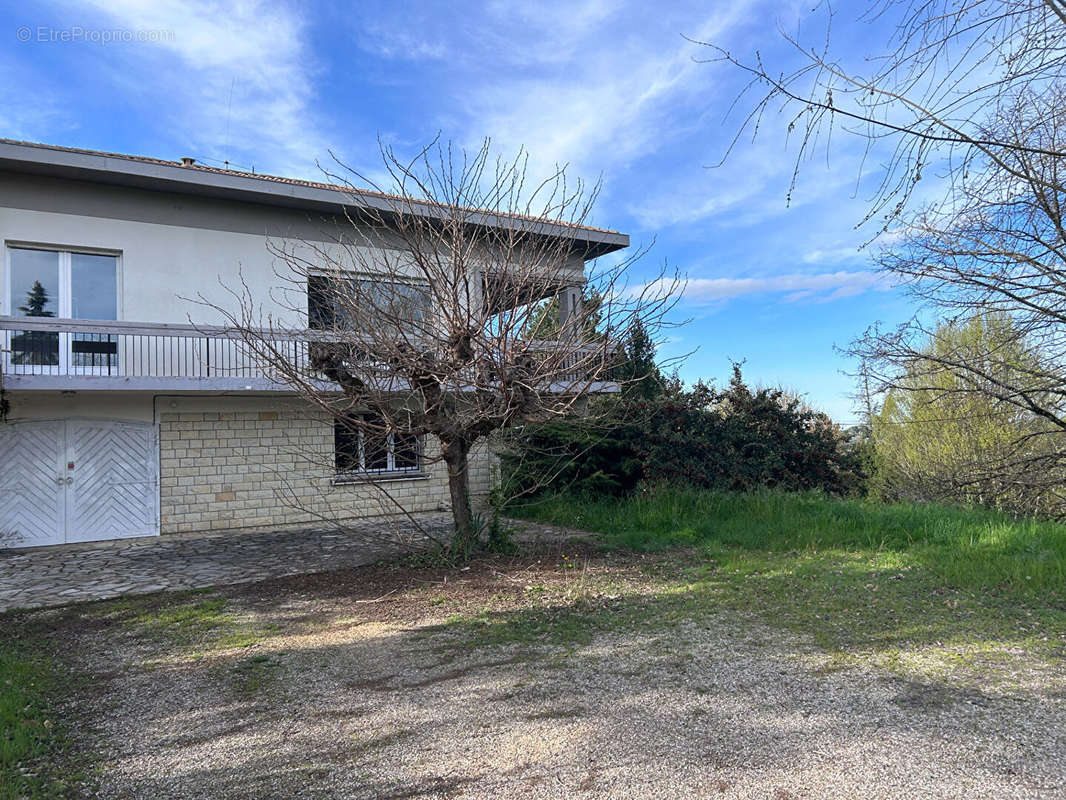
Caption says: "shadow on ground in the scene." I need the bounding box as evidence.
[7,541,1066,799]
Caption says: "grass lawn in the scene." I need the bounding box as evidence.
[0,632,86,799]
[2,489,1065,798]
[512,488,1066,600]
[1,641,55,799]
[509,489,1066,680]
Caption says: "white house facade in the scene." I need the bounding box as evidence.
[0,140,628,549]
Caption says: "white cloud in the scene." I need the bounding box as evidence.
[357,0,621,70]
[629,131,881,233]
[802,246,866,265]
[350,0,764,209]
[0,85,63,142]
[0,49,70,141]
[73,0,328,175]
[465,7,752,181]
[640,270,893,305]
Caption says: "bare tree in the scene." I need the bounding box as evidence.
[845,92,1066,511]
[854,92,1066,416]
[706,0,1066,513]
[701,0,1066,228]
[204,139,678,552]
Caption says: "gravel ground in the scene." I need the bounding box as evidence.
[34,546,1066,799]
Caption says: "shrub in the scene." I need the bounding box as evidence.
[502,365,863,498]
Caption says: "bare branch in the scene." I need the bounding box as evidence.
[195,139,681,549]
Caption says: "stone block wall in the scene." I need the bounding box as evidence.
[159,404,497,535]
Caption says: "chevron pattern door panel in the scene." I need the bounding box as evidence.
[0,421,65,547]
[66,421,158,543]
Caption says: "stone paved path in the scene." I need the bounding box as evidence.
[0,515,456,613]
[0,517,590,613]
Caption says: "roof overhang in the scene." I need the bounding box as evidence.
[0,140,630,260]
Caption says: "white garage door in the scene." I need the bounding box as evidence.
[0,419,158,548]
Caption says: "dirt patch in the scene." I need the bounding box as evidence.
[228,537,620,617]
[14,542,1066,799]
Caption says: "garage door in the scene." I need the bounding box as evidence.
[0,419,158,548]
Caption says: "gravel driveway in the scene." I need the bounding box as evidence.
[25,545,1066,799]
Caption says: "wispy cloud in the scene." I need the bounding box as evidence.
[0,63,64,140]
[640,270,893,305]
[72,0,328,175]
[350,0,763,202]
[802,246,867,265]
[464,6,755,183]
[356,0,621,69]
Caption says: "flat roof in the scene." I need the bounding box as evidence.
[0,139,629,258]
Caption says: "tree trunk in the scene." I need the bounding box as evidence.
[441,436,476,552]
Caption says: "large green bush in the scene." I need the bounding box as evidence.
[502,365,863,498]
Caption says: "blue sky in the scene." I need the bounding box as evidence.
[1,0,921,421]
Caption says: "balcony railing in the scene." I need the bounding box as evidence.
[0,316,614,392]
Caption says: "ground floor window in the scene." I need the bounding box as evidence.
[334,414,421,476]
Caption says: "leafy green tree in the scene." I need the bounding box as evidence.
[11,281,58,366]
[18,281,55,317]
[518,288,604,342]
[615,317,664,399]
[870,313,1060,514]
[504,361,862,499]
[501,319,660,498]
[636,365,861,494]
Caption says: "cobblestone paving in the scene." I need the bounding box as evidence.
[0,517,589,613]
[0,515,458,613]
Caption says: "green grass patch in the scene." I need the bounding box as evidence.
[0,634,84,798]
[129,596,230,640]
[436,547,1065,689]
[435,601,628,649]
[685,548,1064,671]
[229,653,283,699]
[511,488,1066,603]
[86,592,268,657]
[475,489,1066,686]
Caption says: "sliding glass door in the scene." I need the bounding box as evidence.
[70,253,119,372]
[6,246,119,374]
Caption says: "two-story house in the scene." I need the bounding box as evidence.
[0,140,628,548]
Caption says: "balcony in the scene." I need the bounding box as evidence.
[0,316,616,393]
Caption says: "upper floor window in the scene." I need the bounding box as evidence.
[334,413,421,477]
[308,274,430,332]
[6,246,118,320]
[5,245,119,368]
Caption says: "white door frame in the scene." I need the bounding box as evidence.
[3,244,123,376]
